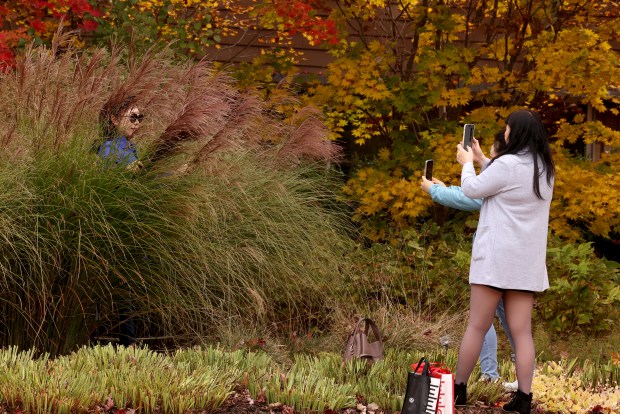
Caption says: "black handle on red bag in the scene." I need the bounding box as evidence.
[412,357,430,376]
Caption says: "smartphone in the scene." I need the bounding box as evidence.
[463,124,475,149]
[424,159,434,180]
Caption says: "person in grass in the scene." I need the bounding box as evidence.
[96,94,145,347]
[98,95,144,173]
[420,129,518,391]
[453,110,554,414]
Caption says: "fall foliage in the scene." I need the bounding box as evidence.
[1,0,620,243]
[301,0,620,242]
[0,0,100,69]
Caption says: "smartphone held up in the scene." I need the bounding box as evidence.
[462,124,475,149]
[424,159,434,180]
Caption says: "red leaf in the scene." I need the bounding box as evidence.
[79,20,98,31]
[30,19,46,33]
[0,48,16,72]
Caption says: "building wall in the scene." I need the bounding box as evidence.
[202,2,620,74]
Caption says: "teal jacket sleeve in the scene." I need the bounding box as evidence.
[429,184,482,211]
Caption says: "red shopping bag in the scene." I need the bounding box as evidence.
[436,372,454,414]
[411,362,454,414]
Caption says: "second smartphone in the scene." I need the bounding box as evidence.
[463,124,475,148]
[424,159,434,180]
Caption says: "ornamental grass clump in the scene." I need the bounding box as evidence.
[0,34,351,355]
[0,345,239,413]
[2,345,618,414]
[246,348,507,412]
[533,359,620,413]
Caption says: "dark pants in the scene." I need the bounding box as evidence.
[117,297,136,347]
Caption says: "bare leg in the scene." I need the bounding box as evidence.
[455,284,503,384]
[504,290,535,393]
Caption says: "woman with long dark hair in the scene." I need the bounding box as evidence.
[453,109,555,414]
[421,129,517,387]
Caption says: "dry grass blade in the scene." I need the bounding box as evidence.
[151,91,237,161]
[192,94,265,164]
[275,106,342,166]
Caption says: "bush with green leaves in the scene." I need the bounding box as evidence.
[346,215,620,336]
[0,38,351,355]
[344,219,474,316]
[538,241,620,335]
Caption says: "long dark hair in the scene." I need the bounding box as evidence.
[98,94,137,140]
[493,127,507,154]
[491,109,555,199]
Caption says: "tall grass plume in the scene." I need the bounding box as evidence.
[0,38,350,355]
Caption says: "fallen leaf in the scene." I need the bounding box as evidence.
[105,397,115,410]
[256,389,266,404]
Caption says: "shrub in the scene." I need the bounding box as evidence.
[344,221,473,316]
[538,242,620,335]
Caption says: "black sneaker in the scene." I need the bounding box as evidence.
[502,389,532,414]
[454,382,467,406]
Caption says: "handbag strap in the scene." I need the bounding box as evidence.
[353,318,383,344]
[362,318,383,347]
[352,318,367,335]
[412,357,430,376]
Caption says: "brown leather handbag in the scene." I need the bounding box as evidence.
[342,317,384,363]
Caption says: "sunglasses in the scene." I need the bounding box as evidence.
[124,113,144,124]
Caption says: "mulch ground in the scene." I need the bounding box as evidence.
[210,393,535,414]
[1,393,532,414]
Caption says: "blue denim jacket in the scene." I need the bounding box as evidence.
[97,136,139,167]
[429,184,482,211]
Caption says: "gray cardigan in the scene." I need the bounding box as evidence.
[461,153,554,292]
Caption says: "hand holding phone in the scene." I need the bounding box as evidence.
[424,159,434,180]
[463,124,475,149]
